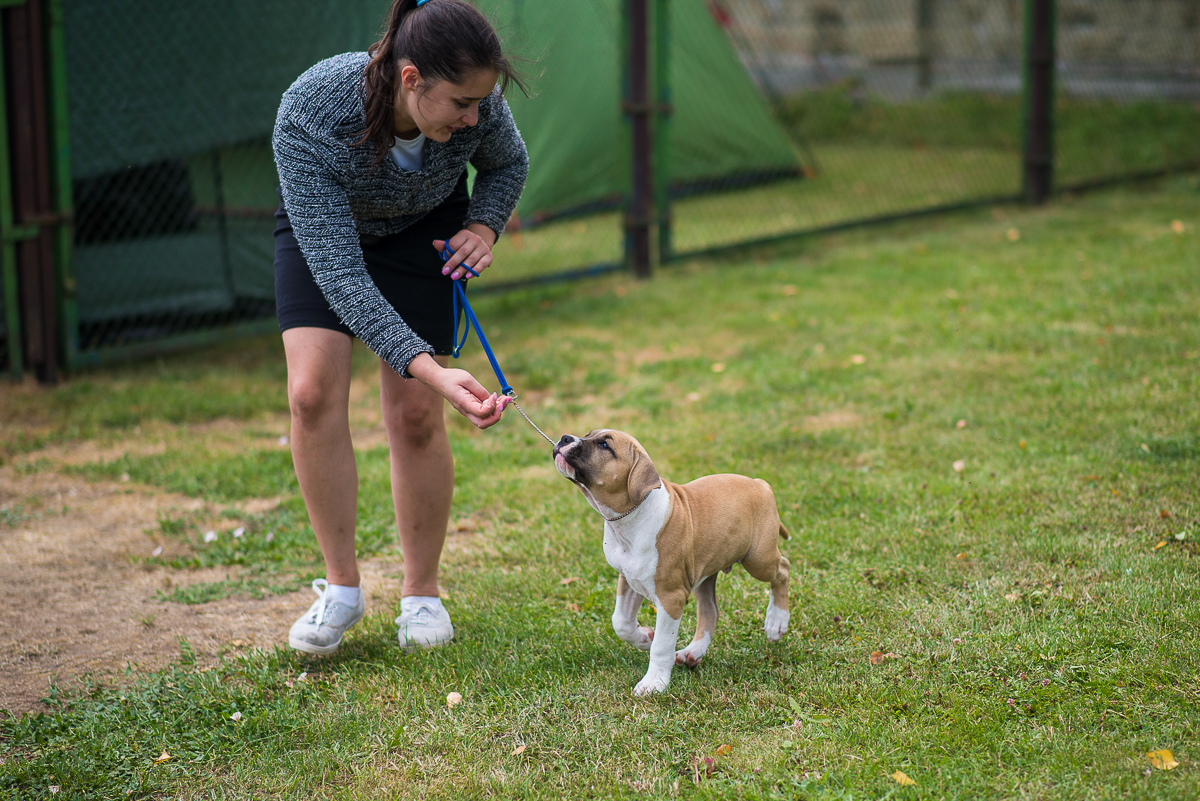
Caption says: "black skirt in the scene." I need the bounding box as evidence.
[273,172,470,355]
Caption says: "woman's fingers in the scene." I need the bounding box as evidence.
[433,230,493,280]
[439,369,509,429]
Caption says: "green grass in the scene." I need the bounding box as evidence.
[2,176,1199,798]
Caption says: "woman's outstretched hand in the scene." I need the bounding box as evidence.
[407,353,511,429]
[434,223,498,281]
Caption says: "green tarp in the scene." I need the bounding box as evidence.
[491,0,800,219]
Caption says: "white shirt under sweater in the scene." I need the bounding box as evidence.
[390,133,426,171]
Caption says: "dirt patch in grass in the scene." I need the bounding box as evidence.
[799,409,863,432]
[0,462,408,716]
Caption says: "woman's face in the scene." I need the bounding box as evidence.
[394,65,499,142]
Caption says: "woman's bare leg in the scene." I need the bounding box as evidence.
[282,327,360,587]
[380,356,454,598]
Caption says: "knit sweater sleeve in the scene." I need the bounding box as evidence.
[465,93,529,236]
[272,116,434,378]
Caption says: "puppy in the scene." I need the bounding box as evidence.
[553,429,790,695]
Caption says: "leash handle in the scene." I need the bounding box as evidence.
[440,244,513,397]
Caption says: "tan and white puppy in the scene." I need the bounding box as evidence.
[553,429,790,695]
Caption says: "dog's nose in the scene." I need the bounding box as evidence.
[556,435,576,448]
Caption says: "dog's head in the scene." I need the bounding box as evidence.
[552,429,661,518]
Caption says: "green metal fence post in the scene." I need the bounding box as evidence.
[43,0,76,372]
[1022,0,1056,205]
[623,0,654,278]
[653,0,671,266]
[0,0,26,379]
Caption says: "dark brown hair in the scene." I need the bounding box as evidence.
[358,0,525,166]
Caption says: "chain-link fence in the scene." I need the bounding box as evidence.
[663,0,1200,259]
[2,0,1197,378]
[61,1,388,363]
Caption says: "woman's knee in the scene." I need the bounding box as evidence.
[385,396,445,450]
[288,372,345,427]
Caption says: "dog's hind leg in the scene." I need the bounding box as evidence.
[676,574,718,668]
[744,545,790,641]
[762,554,790,640]
[612,574,654,651]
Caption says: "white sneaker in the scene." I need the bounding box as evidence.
[395,600,454,652]
[288,579,365,655]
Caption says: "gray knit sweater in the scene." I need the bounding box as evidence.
[272,52,529,376]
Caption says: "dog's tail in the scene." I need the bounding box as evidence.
[778,521,791,540]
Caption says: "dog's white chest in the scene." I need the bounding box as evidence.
[602,486,670,601]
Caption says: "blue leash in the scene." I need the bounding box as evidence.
[442,246,512,395]
[439,244,556,445]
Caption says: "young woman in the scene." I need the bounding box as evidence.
[272,0,527,654]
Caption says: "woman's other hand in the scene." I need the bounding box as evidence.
[434,223,498,281]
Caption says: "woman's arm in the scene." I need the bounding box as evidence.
[463,93,529,239]
[273,117,436,378]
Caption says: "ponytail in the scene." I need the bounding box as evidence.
[358,0,526,167]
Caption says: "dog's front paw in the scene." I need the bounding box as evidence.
[633,626,654,650]
[632,672,670,696]
[764,603,789,641]
[614,624,655,651]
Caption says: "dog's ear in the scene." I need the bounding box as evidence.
[627,448,662,506]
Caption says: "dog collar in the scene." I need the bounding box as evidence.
[603,505,640,523]
[601,483,663,523]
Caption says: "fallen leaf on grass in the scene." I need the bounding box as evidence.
[153,750,172,764]
[869,651,898,665]
[1152,541,1167,551]
[1171,220,1185,234]
[1004,592,1020,601]
[559,576,580,585]
[511,745,527,756]
[230,712,242,723]
[1007,228,1020,241]
[715,744,733,755]
[565,603,581,613]
[891,770,917,785]
[711,363,726,373]
[1160,509,1172,518]
[446,692,463,707]
[850,354,866,365]
[1147,749,1179,770]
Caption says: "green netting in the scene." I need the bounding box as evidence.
[65,1,383,180]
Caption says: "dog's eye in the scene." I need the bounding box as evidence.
[597,441,611,451]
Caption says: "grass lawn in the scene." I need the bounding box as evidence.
[2,175,1198,799]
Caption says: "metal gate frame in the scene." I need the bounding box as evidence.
[1,0,74,382]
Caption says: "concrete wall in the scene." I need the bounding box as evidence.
[723,0,1200,99]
